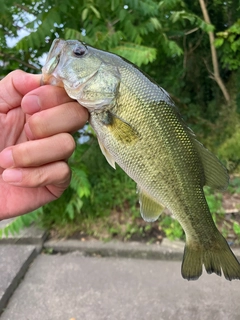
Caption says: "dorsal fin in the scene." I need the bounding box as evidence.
[193,139,229,190]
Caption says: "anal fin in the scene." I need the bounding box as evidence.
[138,187,164,222]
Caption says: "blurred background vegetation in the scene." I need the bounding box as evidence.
[1,0,240,243]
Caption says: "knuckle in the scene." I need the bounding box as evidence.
[13,143,32,167]
[31,167,46,185]
[23,166,48,187]
[23,162,71,187]
[27,113,45,139]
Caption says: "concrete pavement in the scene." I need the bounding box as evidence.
[1,252,240,320]
[0,221,240,320]
[0,245,36,313]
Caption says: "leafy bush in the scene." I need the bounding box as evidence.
[215,19,240,71]
[160,215,184,240]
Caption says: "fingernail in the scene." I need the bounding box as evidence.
[2,169,22,182]
[0,149,14,168]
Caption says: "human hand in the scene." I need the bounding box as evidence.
[0,70,88,219]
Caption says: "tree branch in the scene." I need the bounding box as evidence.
[185,27,199,35]
[0,53,40,71]
[198,0,230,104]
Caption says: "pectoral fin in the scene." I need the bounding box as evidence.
[98,138,116,169]
[103,112,139,145]
[138,187,164,222]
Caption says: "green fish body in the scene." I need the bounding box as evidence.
[42,39,240,280]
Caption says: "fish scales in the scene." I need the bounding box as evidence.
[42,39,240,280]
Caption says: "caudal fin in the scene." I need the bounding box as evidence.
[181,234,240,281]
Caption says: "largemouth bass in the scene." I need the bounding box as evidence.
[42,39,240,280]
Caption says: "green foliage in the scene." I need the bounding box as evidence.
[170,10,214,32]
[161,215,184,240]
[215,19,240,71]
[228,176,240,194]
[204,187,224,223]
[0,208,42,238]
[233,221,240,236]
[218,127,240,164]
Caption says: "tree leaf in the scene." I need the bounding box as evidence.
[82,8,89,21]
[214,37,224,48]
[89,5,101,19]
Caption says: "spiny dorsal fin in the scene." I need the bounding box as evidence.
[193,139,229,190]
[138,186,164,222]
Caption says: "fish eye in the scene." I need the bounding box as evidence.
[73,45,87,57]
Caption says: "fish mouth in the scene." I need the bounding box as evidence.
[41,73,64,87]
[41,54,64,87]
[41,39,66,87]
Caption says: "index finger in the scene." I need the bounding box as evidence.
[21,85,75,115]
[0,70,41,113]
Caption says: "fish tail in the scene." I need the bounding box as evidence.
[181,233,240,281]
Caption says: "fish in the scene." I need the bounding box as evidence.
[42,38,240,280]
